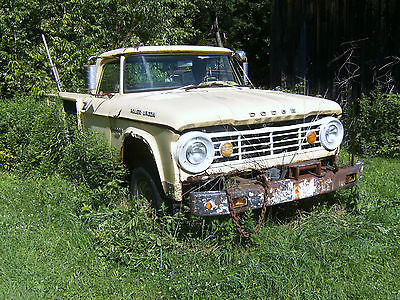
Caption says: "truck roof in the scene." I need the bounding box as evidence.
[99,45,233,57]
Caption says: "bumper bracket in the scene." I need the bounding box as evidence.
[189,160,364,216]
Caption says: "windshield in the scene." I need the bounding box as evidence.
[124,54,241,92]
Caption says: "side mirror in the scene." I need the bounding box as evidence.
[234,50,247,63]
[234,50,249,85]
[85,56,98,94]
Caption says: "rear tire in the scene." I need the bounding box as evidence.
[130,166,163,212]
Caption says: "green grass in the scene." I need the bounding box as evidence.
[0,174,136,298]
[0,155,399,298]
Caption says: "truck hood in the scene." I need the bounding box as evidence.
[90,87,342,131]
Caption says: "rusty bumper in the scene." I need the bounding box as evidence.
[189,161,364,216]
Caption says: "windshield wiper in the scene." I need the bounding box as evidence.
[180,81,240,91]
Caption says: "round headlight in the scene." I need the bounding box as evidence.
[175,132,214,173]
[320,117,344,150]
[186,142,207,165]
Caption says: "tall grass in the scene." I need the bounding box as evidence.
[0,154,399,298]
[0,93,399,297]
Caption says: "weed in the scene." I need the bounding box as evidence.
[0,150,13,170]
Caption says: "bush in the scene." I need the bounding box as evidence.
[59,129,129,210]
[344,87,400,157]
[0,94,128,208]
[59,130,127,190]
[0,94,66,173]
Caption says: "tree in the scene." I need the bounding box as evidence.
[190,0,271,87]
[0,0,272,97]
[0,0,199,96]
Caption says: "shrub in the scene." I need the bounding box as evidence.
[59,129,129,210]
[59,130,127,190]
[0,94,67,173]
[344,87,400,157]
[0,94,128,208]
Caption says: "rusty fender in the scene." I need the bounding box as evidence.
[189,161,364,216]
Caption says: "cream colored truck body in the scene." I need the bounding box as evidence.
[58,45,363,215]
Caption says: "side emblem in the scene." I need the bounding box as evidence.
[131,108,156,118]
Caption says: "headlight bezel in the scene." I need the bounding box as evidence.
[319,117,344,151]
[175,131,214,174]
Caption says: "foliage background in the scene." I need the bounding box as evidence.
[0,0,271,97]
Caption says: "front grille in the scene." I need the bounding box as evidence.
[208,118,323,166]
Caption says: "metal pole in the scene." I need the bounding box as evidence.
[41,34,62,92]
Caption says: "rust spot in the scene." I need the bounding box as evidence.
[288,160,322,179]
[188,159,364,216]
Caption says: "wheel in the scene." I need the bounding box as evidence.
[130,166,163,212]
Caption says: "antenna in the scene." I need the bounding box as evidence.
[41,34,62,92]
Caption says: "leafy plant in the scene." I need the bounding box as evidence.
[0,150,13,170]
[0,0,200,97]
[274,81,306,94]
[0,94,66,174]
[344,87,400,157]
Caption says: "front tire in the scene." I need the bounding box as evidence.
[130,166,163,212]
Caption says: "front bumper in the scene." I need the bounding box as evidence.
[189,160,364,216]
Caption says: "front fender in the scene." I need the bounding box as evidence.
[123,127,166,185]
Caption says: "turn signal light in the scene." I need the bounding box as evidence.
[232,197,248,208]
[221,142,234,157]
[307,131,317,144]
[205,202,212,210]
[345,174,356,183]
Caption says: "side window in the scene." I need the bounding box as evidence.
[99,60,120,94]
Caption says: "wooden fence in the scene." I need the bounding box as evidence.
[270,0,400,101]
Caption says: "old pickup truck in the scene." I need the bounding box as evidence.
[55,45,363,223]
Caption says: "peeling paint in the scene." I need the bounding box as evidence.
[190,161,364,216]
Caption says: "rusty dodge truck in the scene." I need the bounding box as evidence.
[56,45,363,222]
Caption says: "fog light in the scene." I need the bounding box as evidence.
[220,142,233,157]
[205,202,212,210]
[307,131,317,144]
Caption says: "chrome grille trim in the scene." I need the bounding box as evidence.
[208,118,325,166]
